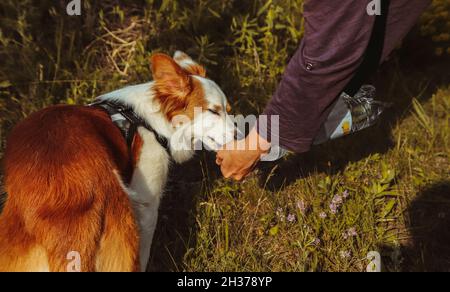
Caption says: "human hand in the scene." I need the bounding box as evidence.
[216,128,271,181]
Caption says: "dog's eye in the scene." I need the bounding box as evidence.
[208,109,220,116]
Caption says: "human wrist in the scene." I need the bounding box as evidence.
[247,127,271,154]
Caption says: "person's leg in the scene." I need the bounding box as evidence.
[260,0,431,153]
[381,0,431,62]
[261,0,378,153]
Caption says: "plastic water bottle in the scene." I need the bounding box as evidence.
[313,85,391,145]
[263,85,391,161]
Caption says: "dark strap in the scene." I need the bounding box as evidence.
[344,0,390,96]
[0,191,6,212]
[90,100,171,155]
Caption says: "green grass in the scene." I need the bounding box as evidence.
[1,0,449,272]
[149,86,450,272]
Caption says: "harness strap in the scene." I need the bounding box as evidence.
[89,100,171,155]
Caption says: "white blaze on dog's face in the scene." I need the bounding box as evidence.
[190,76,236,151]
[151,51,236,151]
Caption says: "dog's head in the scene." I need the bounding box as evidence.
[151,51,236,152]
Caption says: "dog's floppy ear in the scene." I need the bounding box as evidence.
[173,51,207,78]
[151,53,192,97]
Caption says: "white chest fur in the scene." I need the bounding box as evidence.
[128,127,170,272]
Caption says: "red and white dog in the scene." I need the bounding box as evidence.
[0,52,236,272]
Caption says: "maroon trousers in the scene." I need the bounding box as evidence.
[258,0,431,153]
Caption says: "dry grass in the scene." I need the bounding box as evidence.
[149,86,449,272]
[0,0,449,272]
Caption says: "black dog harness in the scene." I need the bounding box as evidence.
[89,100,170,154]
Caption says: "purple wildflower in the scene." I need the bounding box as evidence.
[340,250,352,259]
[343,190,350,199]
[347,227,358,237]
[332,195,343,205]
[319,212,328,219]
[296,200,308,215]
[343,227,358,239]
[329,203,338,214]
[313,238,321,246]
[276,208,285,222]
[287,214,296,223]
[329,192,349,215]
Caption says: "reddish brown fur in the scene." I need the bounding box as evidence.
[0,53,211,272]
[155,77,208,121]
[173,51,207,77]
[131,133,144,167]
[0,105,140,272]
[185,64,207,78]
[152,54,208,121]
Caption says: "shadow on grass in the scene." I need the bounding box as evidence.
[382,181,450,272]
[148,33,450,272]
[147,151,220,272]
[402,181,450,272]
[147,33,450,271]
[258,35,450,192]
